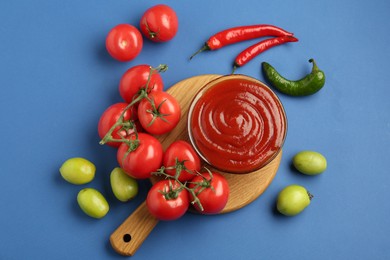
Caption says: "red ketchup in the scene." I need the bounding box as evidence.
[188,75,287,174]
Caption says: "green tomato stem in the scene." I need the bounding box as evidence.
[153,64,168,73]
[307,191,314,200]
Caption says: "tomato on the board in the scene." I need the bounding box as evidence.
[146,180,189,221]
[137,91,181,135]
[117,133,163,179]
[163,140,201,182]
[188,172,229,214]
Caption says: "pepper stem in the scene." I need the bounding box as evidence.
[232,64,239,74]
[308,59,319,73]
[189,44,210,60]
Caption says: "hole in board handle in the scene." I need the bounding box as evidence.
[123,234,132,243]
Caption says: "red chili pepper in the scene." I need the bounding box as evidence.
[232,36,298,73]
[190,24,294,59]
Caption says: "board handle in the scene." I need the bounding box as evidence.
[110,201,159,256]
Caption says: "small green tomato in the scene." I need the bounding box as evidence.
[77,188,109,219]
[277,185,312,216]
[60,157,95,184]
[110,167,138,202]
[293,151,327,175]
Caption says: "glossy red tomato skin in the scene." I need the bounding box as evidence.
[140,4,179,42]
[137,91,181,135]
[98,103,138,148]
[117,133,163,179]
[188,172,229,214]
[106,24,143,62]
[163,140,201,182]
[146,180,189,221]
[119,64,164,104]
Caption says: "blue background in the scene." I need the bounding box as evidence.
[1,0,389,259]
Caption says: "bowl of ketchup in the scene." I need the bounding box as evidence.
[187,74,287,174]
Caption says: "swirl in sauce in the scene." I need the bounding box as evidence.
[188,76,287,173]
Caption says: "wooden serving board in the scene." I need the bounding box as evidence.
[110,74,282,256]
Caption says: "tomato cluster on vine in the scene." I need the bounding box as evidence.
[98,64,179,179]
[147,140,230,220]
[98,64,230,220]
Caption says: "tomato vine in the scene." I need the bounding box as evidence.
[153,162,218,212]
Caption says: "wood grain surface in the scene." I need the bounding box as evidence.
[110,74,282,256]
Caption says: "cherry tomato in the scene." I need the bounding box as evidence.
[146,180,189,221]
[163,140,201,182]
[140,4,179,42]
[98,103,138,148]
[138,91,181,135]
[119,64,164,104]
[188,172,229,214]
[117,133,163,179]
[106,24,143,62]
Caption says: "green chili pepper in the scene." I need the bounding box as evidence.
[262,59,325,96]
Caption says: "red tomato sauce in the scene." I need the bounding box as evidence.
[188,75,287,173]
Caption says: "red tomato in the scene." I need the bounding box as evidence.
[98,103,139,148]
[188,172,229,214]
[140,4,179,42]
[138,91,181,135]
[119,64,164,104]
[117,133,163,179]
[106,24,143,62]
[146,180,189,221]
[163,140,201,182]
